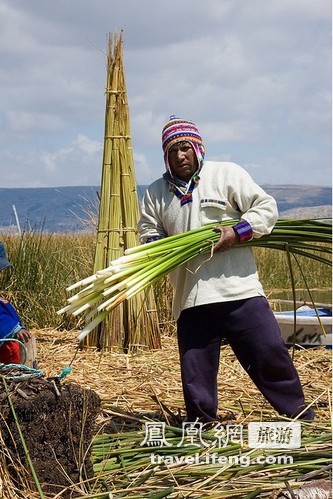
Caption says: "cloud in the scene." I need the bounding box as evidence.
[39,134,103,182]
[0,0,331,188]
[133,151,159,186]
[1,134,102,187]
[5,111,63,137]
[202,120,261,143]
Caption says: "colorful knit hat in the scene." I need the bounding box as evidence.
[161,115,205,173]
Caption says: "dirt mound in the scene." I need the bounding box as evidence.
[0,371,101,497]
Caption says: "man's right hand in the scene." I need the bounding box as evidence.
[213,226,238,253]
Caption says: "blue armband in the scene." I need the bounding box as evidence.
[232,220,253,243]
[145,236,162,243]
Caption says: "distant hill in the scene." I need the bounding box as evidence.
[0,186,100,233]
[0,184,331,233]
[262,185,331,213]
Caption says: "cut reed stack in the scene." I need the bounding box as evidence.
[91,423,332,497]
[90,32,160,351]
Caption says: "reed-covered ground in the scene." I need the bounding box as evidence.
[0,230,331,498]
[7,329,330,498]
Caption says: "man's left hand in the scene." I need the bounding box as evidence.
[213,226,238,252]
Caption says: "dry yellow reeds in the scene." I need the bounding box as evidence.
[1,328,330,497]
[89,32,160,351]
[32,329,331,498]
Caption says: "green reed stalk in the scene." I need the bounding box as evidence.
[58,218,331,342]
[2,377,45,498]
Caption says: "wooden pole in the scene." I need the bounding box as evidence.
[21,334,38,368]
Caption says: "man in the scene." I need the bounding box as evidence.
[0,242,31,364]
[138,115,314,422]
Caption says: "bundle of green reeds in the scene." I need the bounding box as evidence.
[91,32,160,351]
[58,218,331,343]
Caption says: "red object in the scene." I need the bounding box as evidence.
[0,341,20,364]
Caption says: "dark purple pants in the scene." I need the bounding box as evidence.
[177,297,315,422]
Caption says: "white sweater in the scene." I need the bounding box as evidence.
[138,161,278,320]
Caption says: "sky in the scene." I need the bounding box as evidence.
[0,0,331,189]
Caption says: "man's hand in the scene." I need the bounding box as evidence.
[213,226,239,253]
[15,329,31,343]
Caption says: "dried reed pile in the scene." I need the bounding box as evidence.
[34,329,331,425]
[12,328,329,498]
[90,31,160,351]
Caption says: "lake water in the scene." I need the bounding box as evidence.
[268,288,332,311]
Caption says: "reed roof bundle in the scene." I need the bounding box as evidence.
[91,32,160,351]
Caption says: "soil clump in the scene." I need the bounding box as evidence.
[0,368,101,497]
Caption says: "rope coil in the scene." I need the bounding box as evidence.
[0,339,72,380]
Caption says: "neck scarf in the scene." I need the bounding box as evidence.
[163,170,201,206]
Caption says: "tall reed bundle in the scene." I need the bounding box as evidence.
[91,32,160,351]
[58,218,331,343]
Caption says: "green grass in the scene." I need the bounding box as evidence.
[0,230,95,330]
[254,245,331,289]
[0,230,331,331]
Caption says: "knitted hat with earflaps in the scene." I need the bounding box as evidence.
[161,115,205,174]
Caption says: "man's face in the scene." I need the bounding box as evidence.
[168,141,198,182]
